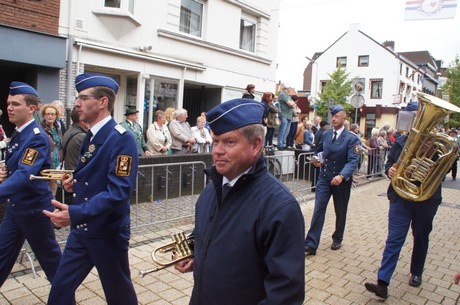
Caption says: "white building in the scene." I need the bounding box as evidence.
[304,24,429,136]
[59,0,280,127]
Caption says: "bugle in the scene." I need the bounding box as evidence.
[30,169,74,181]
[139,231,194,277]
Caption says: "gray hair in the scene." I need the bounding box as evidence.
[174,108,187,118]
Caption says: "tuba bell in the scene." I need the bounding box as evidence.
[391,92,460,201]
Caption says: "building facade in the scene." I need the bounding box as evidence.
[59,0,280,128]
[0,0,66,135]
[303,24,438,137]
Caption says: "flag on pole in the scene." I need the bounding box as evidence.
[405,0,458,20]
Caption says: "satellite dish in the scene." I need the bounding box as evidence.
[350,94,365,108]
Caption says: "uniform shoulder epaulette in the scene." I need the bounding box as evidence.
[115,124,126,134]
[33,127,40,135]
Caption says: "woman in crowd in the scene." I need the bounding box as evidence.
[164,107,175,126]
[191,116,212,153]
[146,110,172,155]
[242,84,255,99]
[367,127,381,180]
[302,120,315,151]
[286,95,301,149]
[377,130,389,173]
[262,92,279,149]
[40,104,63,196]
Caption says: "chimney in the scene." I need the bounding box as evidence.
[383,40,395,50]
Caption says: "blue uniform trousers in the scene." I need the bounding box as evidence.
[47,231,137,305]
[0,208,61,285]
[377,199,439,284]
[305,177,352,249]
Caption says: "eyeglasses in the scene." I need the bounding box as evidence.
[76,95,97,101]
[45,113,57,116]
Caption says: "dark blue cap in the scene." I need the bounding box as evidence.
[9,81,39,97]
[329,104,344,115]
[406,101,418,111]
[207,99,265,135]
[75,73,119,93]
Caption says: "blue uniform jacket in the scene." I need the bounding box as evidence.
[320,128,360,181]
[385,135,442,204]
[0,121,53,214]
[191,157,305,305]
[69,119,139,238]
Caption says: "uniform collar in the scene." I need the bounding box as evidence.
[90,116,111,138]
[16,118,35,132]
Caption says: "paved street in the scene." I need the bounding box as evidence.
[1,175,460,304]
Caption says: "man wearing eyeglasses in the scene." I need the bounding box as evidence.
[43,73,139,305]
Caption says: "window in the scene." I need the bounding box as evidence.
[370,79,383,99]
[104,0,134,13]
[180,0,203,37]
[336,57,347,68]
[240,19,256,52]
[358,55,369,67]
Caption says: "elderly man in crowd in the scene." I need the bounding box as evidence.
[168,108,196,154]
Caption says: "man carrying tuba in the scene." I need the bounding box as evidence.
[364,99,448,299]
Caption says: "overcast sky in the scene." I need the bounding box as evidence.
[275,0,460,90]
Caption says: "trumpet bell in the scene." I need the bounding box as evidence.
[30,169,74,181]
[139,231,194,277]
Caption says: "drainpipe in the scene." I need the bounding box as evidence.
[66,0,75,127]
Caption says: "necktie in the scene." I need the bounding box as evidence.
[222,183,232,199]
[332,131,337,144]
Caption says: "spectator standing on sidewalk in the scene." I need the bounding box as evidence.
[286,95,301,149]
[365,101,444,300]
[175,98,305,305]
[242,84,255,99]
[304,105,360,256]
[276,86,294,150]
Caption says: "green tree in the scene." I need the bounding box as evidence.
[442,55,460,128]
[316,68,354,119]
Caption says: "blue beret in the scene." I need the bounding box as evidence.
[9,81,39,97]
[207,99,265,135]
[406,101,418,111]
[75,73,119,93]
[329,104,344,115]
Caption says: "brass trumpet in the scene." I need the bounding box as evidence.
[139,231,194,277]
[30,169,74,181]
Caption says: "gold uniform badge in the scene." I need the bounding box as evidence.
[116,155,132,176]
[22,148,38,165]
[353,144,361,154]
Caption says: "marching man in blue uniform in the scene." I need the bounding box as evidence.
[175,99,305,305]
[43,73,139,305]
[365,101,443,300]
[0,82,62,287]
[305,104,360,256]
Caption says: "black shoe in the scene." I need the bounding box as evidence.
[365,282,388,299]
[331,242,341,250]
[305,246,316,256]
[409,275,422,287]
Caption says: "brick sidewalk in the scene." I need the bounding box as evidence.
[1,176,460,304]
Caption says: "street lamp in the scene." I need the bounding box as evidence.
[306,56,318,116]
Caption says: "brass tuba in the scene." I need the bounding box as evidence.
[392,92,460,201]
